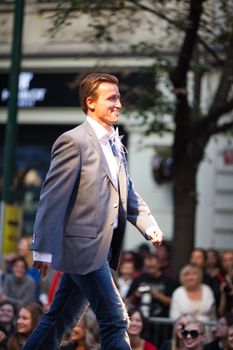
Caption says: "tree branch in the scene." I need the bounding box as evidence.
[128,0,186,30]
[209,120,233,135]
[170,0,205,88]
[128,0,223,65]
[205,99,233,124]
[196,34,223,65]
[169,0,205,141]
[209,36,233,112]
[188,98,233,138]
[52,0,223,65]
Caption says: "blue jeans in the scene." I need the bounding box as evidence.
[23,262,131,350]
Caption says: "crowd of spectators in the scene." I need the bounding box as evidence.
[0,237,232,350]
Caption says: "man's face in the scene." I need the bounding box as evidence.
[87,82,121,130]
[190,251,206,268]
[119,261,135,278]
[214,317,228,338]
[221,252,233,273]
[12,260,26,279]
[143,258,160,276]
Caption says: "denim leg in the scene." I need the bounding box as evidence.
[70,262,131,350]
[23,273,88,350]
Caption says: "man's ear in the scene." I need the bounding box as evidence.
[86,96,95,112]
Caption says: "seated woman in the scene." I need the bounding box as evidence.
[170,264,216,341]
[170,264,216,323]
[7,302,44,350]
[127,307,158,350]
[181,320,206,350]
[60,307,100,350]
[160,313,196,350]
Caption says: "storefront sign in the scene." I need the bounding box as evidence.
[224,149,233,164]
[0,71,155,108]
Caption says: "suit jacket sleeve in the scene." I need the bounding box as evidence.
[126,175,158,236]
[30,134,81,253]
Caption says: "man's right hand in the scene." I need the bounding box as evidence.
[33,261,50,277]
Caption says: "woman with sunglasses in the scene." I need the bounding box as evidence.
[181,321,206,350]
[160,313,196,350]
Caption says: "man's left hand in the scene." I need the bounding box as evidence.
[33,261,50,278]
[150,229,163,245]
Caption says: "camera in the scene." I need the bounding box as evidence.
[138,285,151,293]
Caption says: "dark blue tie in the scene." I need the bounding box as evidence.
[109,139,119,157]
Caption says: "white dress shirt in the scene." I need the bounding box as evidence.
[86,116,119,189]
[33,117,161,263]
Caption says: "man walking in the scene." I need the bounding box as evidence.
[23,73,163,350]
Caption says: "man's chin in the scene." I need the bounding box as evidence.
[112,115,120,124]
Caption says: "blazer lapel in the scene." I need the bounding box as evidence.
[83,121,118,191]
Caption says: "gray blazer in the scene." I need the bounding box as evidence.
[31,121,156,274]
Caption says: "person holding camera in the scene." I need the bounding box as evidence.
[126,254,174,346]
[126,254,173,318]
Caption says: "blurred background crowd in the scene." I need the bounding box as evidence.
[0,1,233,349]
[0,236,232,350]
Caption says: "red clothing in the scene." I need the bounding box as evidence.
[47,271,62,306]
[144,340,158,350]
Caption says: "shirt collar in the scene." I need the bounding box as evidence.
[86,116,115,144]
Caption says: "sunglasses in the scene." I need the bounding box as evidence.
[181,329,202,339]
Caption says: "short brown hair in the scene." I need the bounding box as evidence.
[79,73,119,114]
[12,256,28,271]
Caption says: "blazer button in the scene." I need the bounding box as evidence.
[111,221,114,225]
[113,203,118,208]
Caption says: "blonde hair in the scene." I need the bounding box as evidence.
[78,308,100,350]
[171,314,197,350]
[179,264,203,286]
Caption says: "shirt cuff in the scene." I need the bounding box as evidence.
[145,224,162,240]
[33,251,52,263]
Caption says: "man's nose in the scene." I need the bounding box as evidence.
[115,99,122,108]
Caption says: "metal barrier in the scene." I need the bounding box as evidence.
[149,317,217,326]
[146,317,217,348]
